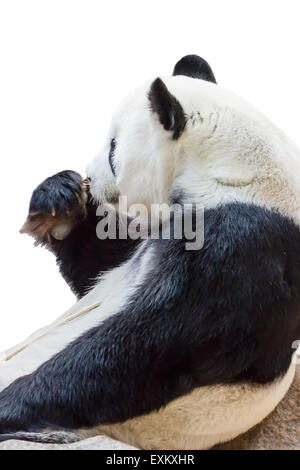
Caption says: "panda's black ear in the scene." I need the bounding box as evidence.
[173,55,217,84]
[148,78,186,139]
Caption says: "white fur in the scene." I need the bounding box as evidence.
[0,241,150,390]
[87,76,300,223]
[87,76,300,448]
[0,260,296,449]
[99,361,296,450]
[1,75,299,449]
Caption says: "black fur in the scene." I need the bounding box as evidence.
[53,205,139,298]
[170,188,186,205]
[0,203,299,435]
[149,78,186,139]
[108,138,117,177]
[27,170,139,298]
[173,54,217,83]
[29,170,84,216]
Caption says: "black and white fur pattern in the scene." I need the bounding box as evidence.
[0,55,299,449]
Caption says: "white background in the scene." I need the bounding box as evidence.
[0,0,299,349]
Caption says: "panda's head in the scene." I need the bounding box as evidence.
[87,55,300,221]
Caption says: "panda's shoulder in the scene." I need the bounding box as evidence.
[136,201,300,383]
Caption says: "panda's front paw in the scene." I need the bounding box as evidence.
[20,170,89,243]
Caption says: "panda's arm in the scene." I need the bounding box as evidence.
[0,204,298,436]
[0,249,233,434]
[21,171,139,298]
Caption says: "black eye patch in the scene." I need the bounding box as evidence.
[109,138,117,176]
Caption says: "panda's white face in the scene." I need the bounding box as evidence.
[87,73,300,222]
[87,78,187,210]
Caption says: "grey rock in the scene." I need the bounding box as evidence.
[1,366,298,450]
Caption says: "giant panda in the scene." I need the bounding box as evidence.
[0,55,299,450]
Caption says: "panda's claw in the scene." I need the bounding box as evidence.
[21,170,89,244]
